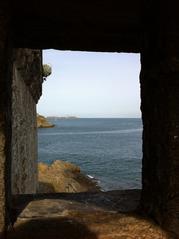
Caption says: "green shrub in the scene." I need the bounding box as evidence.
[43,64,52,79]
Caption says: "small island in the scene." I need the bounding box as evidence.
[47,116,78,120]
[37,114,55,128]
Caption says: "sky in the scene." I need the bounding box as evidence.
[37,50,141,118]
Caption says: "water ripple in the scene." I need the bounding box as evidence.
[38,128,142,136]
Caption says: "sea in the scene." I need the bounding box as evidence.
[38,118,142,191]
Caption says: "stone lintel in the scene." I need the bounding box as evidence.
[12,0,143,52]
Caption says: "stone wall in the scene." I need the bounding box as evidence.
[0,0,179,237]
[0,1,12,236]
[11,49,42,194]
[11,0,142,52]
[140,1,179,237]
[11,49,41,194]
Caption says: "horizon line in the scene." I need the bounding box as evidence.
[45,116,141,119]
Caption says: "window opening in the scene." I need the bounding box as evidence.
[37,50,142,193]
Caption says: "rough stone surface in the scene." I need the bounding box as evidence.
[38,160,100,193]
[11,49,42,194]
[0,1,12,236]
[13,49,43,103]
[0,0,179,237]
[8,191,171,239]
[140,1,179,237]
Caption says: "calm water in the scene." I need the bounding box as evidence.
[38,118,142,191]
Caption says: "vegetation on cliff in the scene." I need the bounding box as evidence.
[42,64,52,80]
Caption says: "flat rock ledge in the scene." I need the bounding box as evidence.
[9,191,172,239]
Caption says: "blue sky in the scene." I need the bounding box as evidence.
[37,50,141,118]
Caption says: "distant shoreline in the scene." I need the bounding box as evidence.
[47,116,79,120]
[46,117,141,119]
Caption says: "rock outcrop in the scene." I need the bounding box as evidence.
[37,114,54,128]
[38,160,100,193]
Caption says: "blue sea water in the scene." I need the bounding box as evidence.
[38,118,142,191]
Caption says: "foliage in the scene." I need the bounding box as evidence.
[43,64,52,80]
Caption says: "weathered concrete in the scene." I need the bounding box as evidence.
[11,49,42,194]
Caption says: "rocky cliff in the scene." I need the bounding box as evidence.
[38,160,100,193]
[37,114,54,128]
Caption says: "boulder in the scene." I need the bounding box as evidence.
[38,160,100,193]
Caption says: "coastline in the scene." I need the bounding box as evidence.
[37,114,55,128]
[37,118,142,191]
[38,160,101,193]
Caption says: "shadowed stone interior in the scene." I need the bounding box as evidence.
[0,0,179,238]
